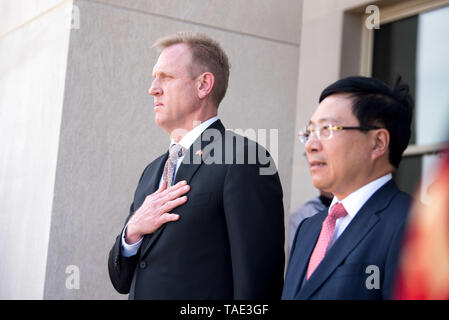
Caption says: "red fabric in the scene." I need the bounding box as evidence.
[394,149,449,300]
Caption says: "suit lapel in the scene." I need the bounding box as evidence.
[297,180,399,299]
[140,120,226,259]
[174,119,225,185]
[285,212,324,299]
[138,152,168,258]
[141,152,168,196]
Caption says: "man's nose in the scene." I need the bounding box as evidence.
[305,131,322,153]
[149,81,162,96]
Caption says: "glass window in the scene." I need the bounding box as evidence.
[415,7,449,145]
[372,5,449,201]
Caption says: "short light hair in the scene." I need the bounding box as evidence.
[153,32,230,107]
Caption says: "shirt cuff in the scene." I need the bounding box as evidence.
[121,225,143,257]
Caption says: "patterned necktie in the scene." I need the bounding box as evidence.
[162,144,187,186]
[306,202,348,280]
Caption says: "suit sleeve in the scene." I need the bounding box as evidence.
[107,165,149,294]
[107,204,140,294]
[223,147,285,299]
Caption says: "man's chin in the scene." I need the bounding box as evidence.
[311,177,328,191]
[154,114,165,127]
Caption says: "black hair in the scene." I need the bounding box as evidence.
[319,76,414,168]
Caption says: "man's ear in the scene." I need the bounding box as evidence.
[197,72,215,99]
[372,128,390,161]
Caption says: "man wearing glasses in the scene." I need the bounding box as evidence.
[282,76,414,299]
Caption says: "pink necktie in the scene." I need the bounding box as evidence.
[306,202,348,280]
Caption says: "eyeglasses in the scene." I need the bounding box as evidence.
[298,123,382,144]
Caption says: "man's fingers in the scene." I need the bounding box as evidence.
[155,179,168,194]
[162,196,188,212]
[170,180,188,192]
[160,213,180,224]
[146,180,167,202]
[162,184,190,203]
[153,180,187,199]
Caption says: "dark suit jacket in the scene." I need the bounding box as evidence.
[282,180,411,300]
[108,120,285,299]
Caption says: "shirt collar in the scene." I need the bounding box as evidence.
[169,116,219,150]
[329,173,392,218]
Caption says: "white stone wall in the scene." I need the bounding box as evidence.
[0,0,73,299]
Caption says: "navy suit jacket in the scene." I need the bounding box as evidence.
[282,180,411,300]
[108,120,285,299]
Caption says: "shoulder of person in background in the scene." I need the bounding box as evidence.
[288,193,333,252]
[291,192,332,223]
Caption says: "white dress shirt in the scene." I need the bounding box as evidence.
[327,173,392,250]
[121,116,219,257]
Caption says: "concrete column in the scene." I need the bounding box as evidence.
[289,0,374,216]
[0,0,73,299]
